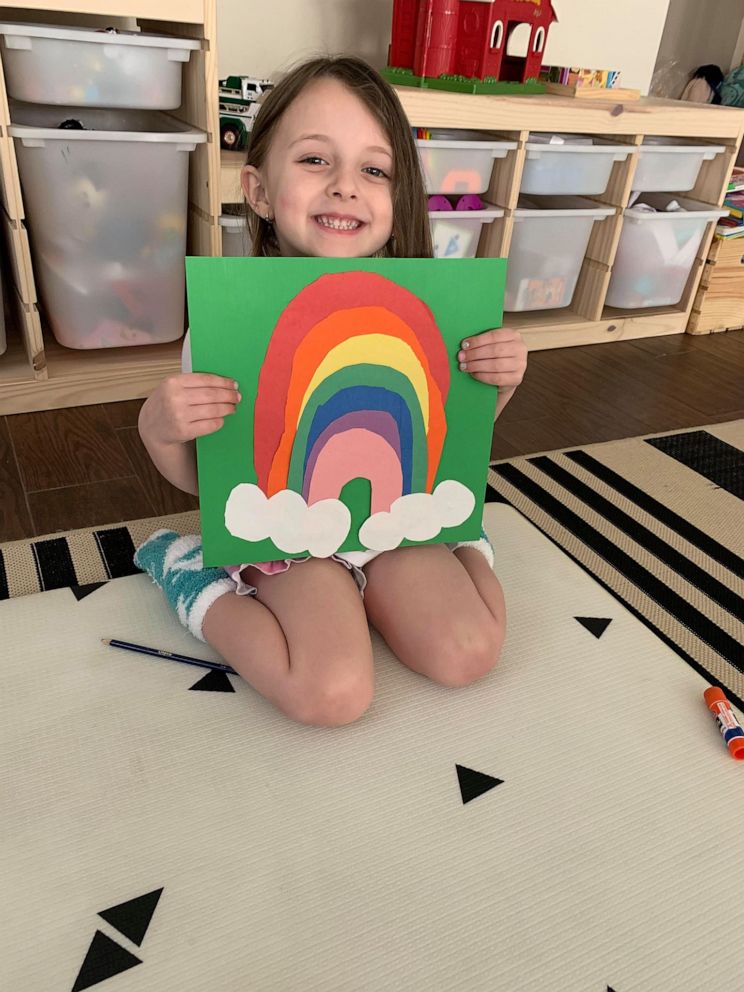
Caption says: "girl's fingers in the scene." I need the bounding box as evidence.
[188,402,239,423]
[190,418,228,438]
[459,343,523,361]
[181,387,241,408]
[461,328,521,350]
[458,357,522,374]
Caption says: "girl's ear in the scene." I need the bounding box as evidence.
[241,165,272,221]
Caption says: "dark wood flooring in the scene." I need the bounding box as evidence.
[2,329,744,542]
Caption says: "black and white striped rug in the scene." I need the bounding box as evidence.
[488,420,744,709]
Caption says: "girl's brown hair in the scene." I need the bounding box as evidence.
[242,55,433,259]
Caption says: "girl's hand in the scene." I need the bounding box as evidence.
[139,372,241,447]
[457,328,527,392]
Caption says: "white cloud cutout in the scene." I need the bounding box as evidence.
[224,484,351,559]
[358,480,476,552]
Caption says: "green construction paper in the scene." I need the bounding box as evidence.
[185,257,506,567]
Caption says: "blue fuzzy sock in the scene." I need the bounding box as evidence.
[133,529,234,642]
[454,525,495,569]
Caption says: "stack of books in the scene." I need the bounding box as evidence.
[716,166,744,239]
[541,65,621,89]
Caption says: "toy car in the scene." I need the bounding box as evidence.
[218,75,274,150]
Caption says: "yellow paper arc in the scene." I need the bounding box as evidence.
[298,334,431,432]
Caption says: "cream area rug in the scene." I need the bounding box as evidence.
[3,501,744,992]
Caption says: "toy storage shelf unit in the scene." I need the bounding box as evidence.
[0,0,221,415]
[223,90,744,353]
[396,90,744,350]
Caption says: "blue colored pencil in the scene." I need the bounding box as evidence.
[102,638,237,675]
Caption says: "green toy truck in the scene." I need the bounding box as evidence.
[218,75,274,150]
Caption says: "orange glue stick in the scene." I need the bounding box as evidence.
[704,687,744,761]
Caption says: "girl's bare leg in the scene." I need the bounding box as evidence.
[203,558,374,727]
[363,545,505,687]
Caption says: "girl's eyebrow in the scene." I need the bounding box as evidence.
[290,133,330,146]
[290,133,392,157]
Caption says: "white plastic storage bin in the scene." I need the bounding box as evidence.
[606,195,726,309]
[9,103,206,349]
[506,196,614,311]
[220,209,250,257]
[521,133,634,196]
[632,137,726,193]
[0,23,199,109]
[416,130,517,195]
[429,203,504,258]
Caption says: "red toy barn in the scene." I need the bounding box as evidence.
[389,0,558,83]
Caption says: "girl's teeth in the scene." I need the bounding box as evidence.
[317,216,361,231]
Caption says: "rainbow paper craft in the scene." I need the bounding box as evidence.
[185,257,505,568]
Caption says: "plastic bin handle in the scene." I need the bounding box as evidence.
[4,34,30,50]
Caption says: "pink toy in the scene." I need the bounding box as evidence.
[456,194,483,211]
[427,194,484,212]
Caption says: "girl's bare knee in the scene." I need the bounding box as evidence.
[287,651,375,728]
[428,617,504,688]
[289,677,374,727]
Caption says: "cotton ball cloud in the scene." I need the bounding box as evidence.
[225,484,351,559]
[359,480,476,552]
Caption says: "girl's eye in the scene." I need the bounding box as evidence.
[364,166,390,180]
[299,155,327,166]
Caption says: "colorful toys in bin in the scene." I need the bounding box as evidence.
[384,0,558,94]
[219,75,274,150]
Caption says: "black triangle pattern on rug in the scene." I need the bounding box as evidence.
[71,583,108,602]
[456,764,503,804]
[71,930,141,992]
[189,669,236,692]
[575,617,613,639]
[98,888,163,946]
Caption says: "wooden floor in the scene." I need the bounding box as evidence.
[2,329,744,543]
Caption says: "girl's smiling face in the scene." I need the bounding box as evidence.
[241,77,395,258]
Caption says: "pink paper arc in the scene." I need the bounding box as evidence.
[302,409,402,502]
[306,428,403,515]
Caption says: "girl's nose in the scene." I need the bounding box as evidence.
[328,168,358,200]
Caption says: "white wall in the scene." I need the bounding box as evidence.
[541,0,670,93]
[652,0,744,98]
[217,0,669,95]
[217,0,394,80]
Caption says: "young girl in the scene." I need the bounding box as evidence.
[135,55,527,727]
